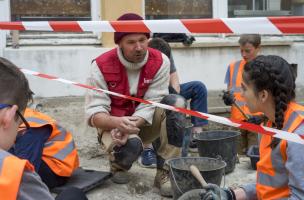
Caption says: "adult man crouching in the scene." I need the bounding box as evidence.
[85,13,186,197]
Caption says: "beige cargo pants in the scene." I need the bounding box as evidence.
[98,108,181,163]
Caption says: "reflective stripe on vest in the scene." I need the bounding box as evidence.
[230,60,241,93]
[53,140,76,161]
[283,110,304,131]
[23,108,79,177]
[44,125,68,147]
[228,60,249,121]
[0,150,34,200]
[256,103,304,199]
[257,144,288,187]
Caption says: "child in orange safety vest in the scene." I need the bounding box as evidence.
[188,55,304,200]
[0,57,87,200]
[9,108,80,189]
[233,55,304,199]
[224,34,262,155]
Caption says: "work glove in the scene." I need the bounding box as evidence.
[222,91,235,106]
[246,115,267,125]
[201,183,236,200]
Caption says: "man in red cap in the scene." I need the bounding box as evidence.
[85,13,187,197]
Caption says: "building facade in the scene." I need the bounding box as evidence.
[0,0,303,104]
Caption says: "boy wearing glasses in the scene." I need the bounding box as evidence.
[0,57,87,200]
[0,57,55,199]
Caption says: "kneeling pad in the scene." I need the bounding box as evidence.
[51,167,112,194]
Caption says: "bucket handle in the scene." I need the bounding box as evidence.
[169,163,185,195]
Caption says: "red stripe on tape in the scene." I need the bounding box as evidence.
[181,19,233,33]
[237,121,275,136]
[110,21,150,33]
[49,21,83,32]
[74,83,96,90]
[126,96,152,105]
[18,68,304,145]
[37,73,57,80]
[268,16,304,34]
[0,22,25,31]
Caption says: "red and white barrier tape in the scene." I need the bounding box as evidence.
[1,16,304,34]
[20,68,304,145]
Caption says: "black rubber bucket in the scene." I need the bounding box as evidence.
[194,130,240,174]
[167,157,226,200]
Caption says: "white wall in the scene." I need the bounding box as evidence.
[3,42,304,98]
[172,43,304,90]
[4,46,110,97]
[0,0,10,56]
[213,0,228,18]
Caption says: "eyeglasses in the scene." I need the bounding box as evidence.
[0,103,30,129]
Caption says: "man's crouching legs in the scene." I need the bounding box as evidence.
[153,94,187,197]
[101,132,143,184]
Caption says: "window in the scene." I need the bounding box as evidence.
[228,0,293,17]
[8,0,101,47]
[145,0,212,19]
[11,0,91,21]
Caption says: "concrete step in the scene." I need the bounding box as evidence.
[7,32,101,46]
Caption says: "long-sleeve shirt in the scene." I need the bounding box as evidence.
[85,47,170,125]
[18,170,54,200]
[242,122,304,200]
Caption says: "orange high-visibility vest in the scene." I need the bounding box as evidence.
[0,150,34,200]
[228,59,260,121]
[23,108,79,177]
[256,102,304,199]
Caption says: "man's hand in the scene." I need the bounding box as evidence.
[114,116,140,135]
[111,128,128,147]
[222,90,235,106]
[128,116,146,127]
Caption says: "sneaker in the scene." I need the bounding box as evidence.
[138,148,157,168]
[154,168,172,197]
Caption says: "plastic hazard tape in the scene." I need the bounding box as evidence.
[20,68,304,145]
[1,16,304,34]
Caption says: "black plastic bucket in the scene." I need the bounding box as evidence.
[194,130,240,174]
[167,157,226,200]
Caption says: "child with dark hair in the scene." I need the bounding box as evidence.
[237,55,304,199]
[187,55,304,200]
[230,56,304,199]
[138,37,208,167]
[148,37,208,146]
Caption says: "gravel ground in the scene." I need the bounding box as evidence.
[33,96,257,200]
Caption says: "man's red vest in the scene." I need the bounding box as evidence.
[95,47,163,117]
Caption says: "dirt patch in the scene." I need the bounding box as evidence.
[33,96,256,200]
